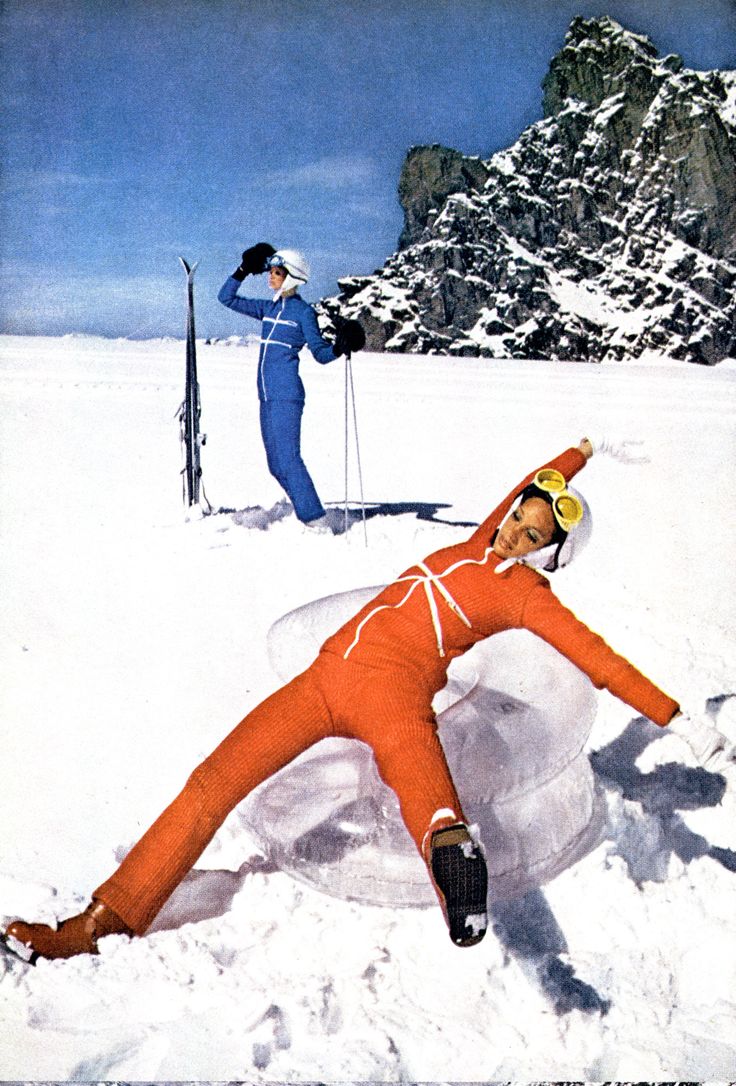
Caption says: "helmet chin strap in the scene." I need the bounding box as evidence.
[494,544,558,575]
[520,543,561,571]
[273,275,306,299]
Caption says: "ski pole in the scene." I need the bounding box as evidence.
[344,353,349,534]
[343,351,368,545]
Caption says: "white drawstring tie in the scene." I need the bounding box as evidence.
[343,556,480,660]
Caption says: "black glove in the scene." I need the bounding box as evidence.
[231,242,276,281]
[333,319,366,357]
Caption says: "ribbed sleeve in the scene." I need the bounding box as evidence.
[520,582,679,725]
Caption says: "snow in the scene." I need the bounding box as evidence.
[547,269,622,329]
[592,91,627,129]
[721,70,736,128]
[1,332,736,1079]
[489,149,517,176]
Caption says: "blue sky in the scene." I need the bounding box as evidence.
[1,0,734,339]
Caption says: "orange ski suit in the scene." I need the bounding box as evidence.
[94,446,679,934]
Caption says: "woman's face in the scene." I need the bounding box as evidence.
[268,265,288,290]
[493,497,556,559]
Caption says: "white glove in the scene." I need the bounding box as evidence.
[589,437,650,464]
[668,712,736,770]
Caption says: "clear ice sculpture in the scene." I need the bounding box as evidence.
[239,586,605,906]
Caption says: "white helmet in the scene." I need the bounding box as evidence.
[268,249,310,296]
[521,487,592,572]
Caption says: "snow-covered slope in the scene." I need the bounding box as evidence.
[323,17,736,365]
[0,333,735,1079]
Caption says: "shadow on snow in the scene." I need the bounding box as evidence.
[209,498,478,532]
[342,500,477,528]
[591,701,735,883]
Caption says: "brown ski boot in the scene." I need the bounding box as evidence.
[2,900,133,964]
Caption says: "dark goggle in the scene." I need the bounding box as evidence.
[266,254,307,280]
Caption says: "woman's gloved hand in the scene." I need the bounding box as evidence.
[232,242,277,281]
[668,711,736,770]
[333,319,366,357]
[584,436,650,464]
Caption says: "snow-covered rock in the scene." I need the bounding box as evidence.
[321,16,736,365]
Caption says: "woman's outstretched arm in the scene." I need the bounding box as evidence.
[217,276,268,320]
[520,583,679,725]
[467,438,591,547]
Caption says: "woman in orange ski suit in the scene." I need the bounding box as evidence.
[4,439,682,959]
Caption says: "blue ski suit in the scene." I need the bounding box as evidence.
[218,275,338,522]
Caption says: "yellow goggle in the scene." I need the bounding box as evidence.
[533,469,584,532]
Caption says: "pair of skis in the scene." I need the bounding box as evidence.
[178,257,208,511]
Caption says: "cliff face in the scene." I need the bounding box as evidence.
[322,16,736,364]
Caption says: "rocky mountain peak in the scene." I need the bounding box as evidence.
[321,17,736,365]
[542,15,678,117]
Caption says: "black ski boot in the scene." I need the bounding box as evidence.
[428,823,488,947]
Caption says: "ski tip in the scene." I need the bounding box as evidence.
[178,256,199,276]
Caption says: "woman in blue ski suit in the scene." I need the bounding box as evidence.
[218,244,363,525]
